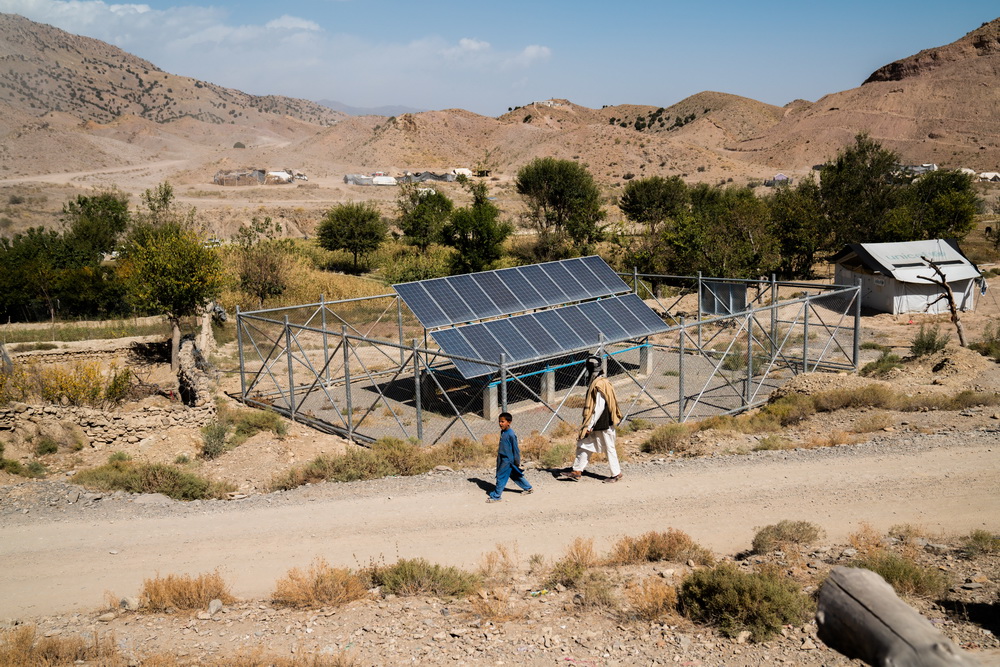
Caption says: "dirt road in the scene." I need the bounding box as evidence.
[1,430,996,620]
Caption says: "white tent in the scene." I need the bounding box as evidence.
[830,239,982,314]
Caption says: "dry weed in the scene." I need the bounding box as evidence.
[0,625,124,666]
[468,587,527,622]
[479,543,520,585]
[272,558,369,609]
[853,411,894,433]
[141,569,236,612]
[607,529,714,566]
[848,522,886,557]
[547,537,600,588]
[627,577,679,622]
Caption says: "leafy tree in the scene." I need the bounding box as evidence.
[819,133,900,245]
[60,189,130,266]
[0,227,66,322]
[316,202,387,271]
[440,180,512,273]
[766,177,827,278]
[234,216,293,308]
[396,184,453,251]
[618,175,688,234]
[515,157,606,250]
[116,184,224,372]
[884,169,979,242]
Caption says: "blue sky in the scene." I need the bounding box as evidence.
[2,0,997,116]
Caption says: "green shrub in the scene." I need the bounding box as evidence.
[364,558,479,597]
[910,324,950,357]
[960,529,1000,558]
[201,420,228,459]
[813,383,895,411]
[861,352,904,377]
[851,551,948,597]
[678,563,813,642]
[24,461,48,477]
[642,423,689,454]
[761,393,816,426]
[752,520,825,554]
[108,451,131,462]
[970,319,1000,361]
[33,437,59,456]
[753,435,790,451]
[538,441,574,469]
[72,460,235,500]
[547,538,600,588]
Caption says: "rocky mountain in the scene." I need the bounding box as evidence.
[0,12,998,191]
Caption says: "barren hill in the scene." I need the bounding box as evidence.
[0,13,999,232]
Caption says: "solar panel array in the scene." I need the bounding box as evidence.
[395,256,629,329]
[431,294,669,379]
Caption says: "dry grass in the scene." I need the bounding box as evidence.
[479,543,520,585]
[627,577,679,622]
[853,411,894,433]
[577,571,619,610]
[272,559,369,609]
[751,520,825,554]
[547,537,600,588]
[801,429,856,449]
[141,570,236,612]
[848,522,886,557]
[0,625,123,666]
[607,529,714,566]
[468,587,527,622]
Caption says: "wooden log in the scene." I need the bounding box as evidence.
[817,566,981,666]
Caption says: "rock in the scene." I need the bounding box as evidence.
[208,599,224,615]
[735,630,751,644]
[197,612,212,620]
[97,612,117,622]
[120,597,141,611]
[801,638,817,650]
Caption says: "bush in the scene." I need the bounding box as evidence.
[0,361,133,408]
[761,393,816,426]
[851,551,949,597]
[910,323,950,357]
[73,459,235,500]
[201,420,228,459]
[272,559,369,608]
[141,570,236,611]
[861,352,904,377]
[751,520,824,554]
[0,625,121,665]
[628,577,678,621]
[607,529,714,566]
[960,529,1000,558]
[547,538,600,588]
[33,436,59,456]
[812,383,895,411]
[970,319,1000,361]
[642,423,689,454]
[678,563,813,642]
[364,558,479,597]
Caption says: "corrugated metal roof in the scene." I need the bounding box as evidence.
[835,239,980,284]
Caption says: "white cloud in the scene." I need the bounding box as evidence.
[265,15,320,31]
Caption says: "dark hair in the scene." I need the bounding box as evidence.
[585,355,602,373]
[499,412,513,422]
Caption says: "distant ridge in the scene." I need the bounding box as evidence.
[317,99,425,117]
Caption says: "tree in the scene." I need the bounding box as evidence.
[766,177,827,278]
[233,216,293,308]
[0,227,66,322]
[396,184,453,251]
[116,183,224,372]
[316,202,387,271]
[60,189,130,266]
[819,133,900,245]
[885,169,979,242]
[440,180,512,274]
[515,157,606,250]
[618,175,688,234]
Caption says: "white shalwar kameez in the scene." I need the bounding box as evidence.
[572,392,621,476]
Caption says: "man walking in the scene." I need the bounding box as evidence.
[559,355,623,483]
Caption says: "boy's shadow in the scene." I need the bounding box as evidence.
[467,477,535,493]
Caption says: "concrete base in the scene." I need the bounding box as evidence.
[483,384,499,421]
[541,370,556,404]
[639,344,653,376]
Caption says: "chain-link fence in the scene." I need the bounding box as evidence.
[235,276,860,444]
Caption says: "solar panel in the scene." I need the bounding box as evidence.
[394,256,633,330]
[394,282,450,329]
[432,294,669,379]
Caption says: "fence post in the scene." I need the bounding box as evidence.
[744,312,753,406]
[632,266,639,295]
[853,278,862,371]
[236,306,246,400]
[678,318,686,422]
[803,299,810,373]
[500,354,508,412]
[343,325,352,440]
[321,294,330,384]
[284,316,296,423]
[412,339,423,442]
[770,274,778,358]
[598,334,606,375]
[397,297,405,367]
[697,271,703,352]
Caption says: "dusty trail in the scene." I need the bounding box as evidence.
[1,431,996,619]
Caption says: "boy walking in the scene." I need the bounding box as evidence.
[487,412,533,503]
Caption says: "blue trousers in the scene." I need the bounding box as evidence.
[489,458,531,499]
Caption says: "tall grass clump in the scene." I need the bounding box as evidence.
[363,558,479,597]
[860,351,904,377]
[960,529,1000,558]
[607,529,714,566]
[851,551,949,597]
[272,559,369,608]
[141,570,236,611]
[0,361,132,407]
[0,625,121,666]
[812,383,895,412]
[678,563,814,642]
[910,323,950,357]
[73,456,236,500]
[627,577,678,622]
[760,393,816,426]
[547,538,600,588]
[751,520,825,554]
